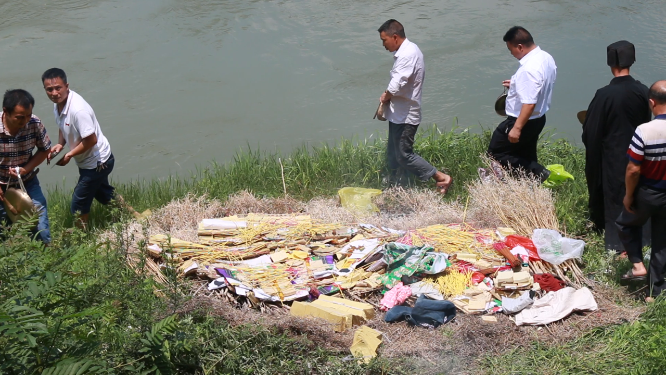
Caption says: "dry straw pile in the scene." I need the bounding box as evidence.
[101,171,644,373]
[467,159,586,285]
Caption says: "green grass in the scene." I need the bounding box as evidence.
[45,126,589,234]
[19,125,662,374]
[481,297,666,375]
[0,214,399,374]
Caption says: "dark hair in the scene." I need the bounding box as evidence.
[503,26,534,47]
[3,89,35,114]
[649,81,666,105]
[378,19,406,38]
[42,68,67,84]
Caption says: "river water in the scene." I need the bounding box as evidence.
[0,0,664,188]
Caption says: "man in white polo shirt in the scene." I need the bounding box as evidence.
[488,26,557,182]
[41,68,133,228]
[378,19,452,193]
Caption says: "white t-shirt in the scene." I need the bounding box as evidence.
[505,46,557,119]
[53,90,111,169]
[385,38,424,125]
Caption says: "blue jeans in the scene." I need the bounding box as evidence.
[384,295,456,328]
[71,154,116,215]
[0,176,51,244]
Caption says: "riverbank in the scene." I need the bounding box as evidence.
[2,128,663,374]
[45,127,588,234]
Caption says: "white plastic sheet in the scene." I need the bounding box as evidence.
[532,229,585,265]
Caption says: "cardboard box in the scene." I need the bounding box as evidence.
[290,301,352,332]
[290,296,376,332]
[317,295,375,320]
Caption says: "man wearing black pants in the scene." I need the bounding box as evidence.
[489,115,546,177]
[488,26,557,181]
[616,80,666,301]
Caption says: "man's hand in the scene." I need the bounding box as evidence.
[380,91,392,104]
[48,144,64,162]
[56,153,72,166]
[623,195,635,214]
[502,80,511,88]
[9,167,27,179]
[508,126,521,143]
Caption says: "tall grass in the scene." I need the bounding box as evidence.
[23,126,666,374]
[0,217,396,374]
[46,125,589,235]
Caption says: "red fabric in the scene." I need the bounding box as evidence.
[471,272,485,284]
[493,242,508,251]
[505,235,541,261]
[534,273,567,292]
[455,261,477,273]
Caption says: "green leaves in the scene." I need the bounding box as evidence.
[42,358,107,375]
[137,315,179,375]
[0,304,48,347]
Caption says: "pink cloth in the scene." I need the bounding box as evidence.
[380,282,412,311]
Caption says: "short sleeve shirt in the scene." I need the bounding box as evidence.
[627,117,666,190]
[505,46,557,119]
[0,113,51,184]
[53,90,111,169]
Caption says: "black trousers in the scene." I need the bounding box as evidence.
[616,186,666,297]
[589,182,652,253]
[387,122,437,182]
[487,115,547,179]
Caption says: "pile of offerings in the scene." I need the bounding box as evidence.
[146,214,596,332]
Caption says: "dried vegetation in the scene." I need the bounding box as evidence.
[106,175,645,373]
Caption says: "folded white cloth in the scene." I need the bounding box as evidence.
[514,287,597,326]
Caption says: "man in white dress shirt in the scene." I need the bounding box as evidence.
[378,19,452,193]
[488,26,557,182]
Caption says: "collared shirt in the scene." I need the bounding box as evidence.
[628,117,666,190]
[505,46,557,119]
[53,90,111,169]
[0,113,51,184]
[385,38,425,125]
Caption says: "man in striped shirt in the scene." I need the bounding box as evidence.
[616,80,666,301]
[0,89,52,244]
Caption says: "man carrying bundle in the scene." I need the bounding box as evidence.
[488,26,557,182]
[582,41,651,252]
[377,19,452,193]
[616,80,666,300]
[41,68,138,228]
[0,89,52,244]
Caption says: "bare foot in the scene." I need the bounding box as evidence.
[433,171,453,194]
[622,263,647,280]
